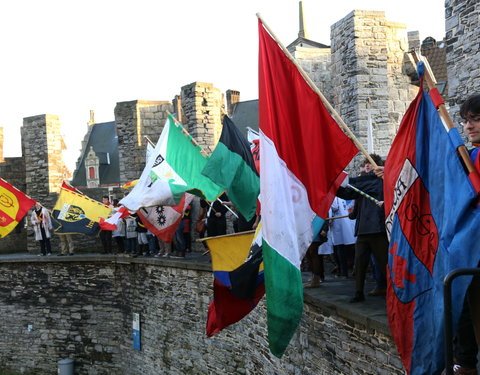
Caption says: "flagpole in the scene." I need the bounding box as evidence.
[256,14,378,168]
[216,198,239,219]
[143,136,156,148]
[325,215,349,220]
[410,50,477,175]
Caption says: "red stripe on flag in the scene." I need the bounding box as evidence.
[258,20,358,218]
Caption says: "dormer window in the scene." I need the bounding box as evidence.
[85,146,100,188]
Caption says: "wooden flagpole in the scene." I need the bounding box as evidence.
[257,13,378,168]
[410,50,476,175]
[325,215,349,220]
[143,136,156,148]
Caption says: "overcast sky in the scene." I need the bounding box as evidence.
[0,0,445,168]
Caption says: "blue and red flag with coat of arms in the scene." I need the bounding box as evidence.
[383,64,480,375]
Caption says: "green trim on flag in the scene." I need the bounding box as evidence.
[263,239,303,358]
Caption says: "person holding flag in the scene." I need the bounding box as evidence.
[382,61,480,374]
[444,94,480,375]
[30,202,53,256]
[337,154,388,303]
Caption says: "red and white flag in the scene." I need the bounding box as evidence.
[99,206,130,231]
[137,193,194,243]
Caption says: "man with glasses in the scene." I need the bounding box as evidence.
[445,95,480,375]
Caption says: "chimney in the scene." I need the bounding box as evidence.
[173,95,184,123]
[226,90,240,117]
[88,110,95,126]
[0,127,4,162]
[298,1,308,39]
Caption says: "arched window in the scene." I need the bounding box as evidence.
[89,167,95,179]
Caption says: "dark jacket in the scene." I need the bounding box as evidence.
[336,172,386,236]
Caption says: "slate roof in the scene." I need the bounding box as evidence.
[287,37,330,53]
[230,100,259,137]
[70,121,119,187]
[421,39,448,96]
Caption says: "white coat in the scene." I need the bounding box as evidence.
[30,207,53,240]
[330,197,356,246]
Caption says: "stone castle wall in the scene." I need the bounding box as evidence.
[330,11,416,164]
[0,258,404,375]
[445,0,480,138]
[20,115,65,208]
[293,47,334,104]
[115,100,173,185]
[180,82,223,154]
[19,115,68,252]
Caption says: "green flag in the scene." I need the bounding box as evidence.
[202,116,260,221]
[120,115,224,211]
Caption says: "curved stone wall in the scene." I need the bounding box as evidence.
[0,256,403,374]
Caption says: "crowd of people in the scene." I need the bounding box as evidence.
[27,94,480,374]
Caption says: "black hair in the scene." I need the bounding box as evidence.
[113,199,119,206]
[102,195,109,200]
[363,153,384,167]
[460,94,480,118]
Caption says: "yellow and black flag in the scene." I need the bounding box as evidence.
[52,186,112,236]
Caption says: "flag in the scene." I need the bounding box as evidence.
[202,116,260,221]
[61,180,83,194]
[383,68,480,374]
[99,206,130,231]
[137,193,194,243]
[51,187,112,236]
[121,179,138,189]
[247,127,259,144]
[0,178,36,238]
[258,19,358,357]
[205,225,265,337]
[120,115,224,211]
[146,140,155,161]
[251,139,260,176]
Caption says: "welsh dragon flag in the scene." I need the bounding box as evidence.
[120,115,224,211]
[258,19,358,357]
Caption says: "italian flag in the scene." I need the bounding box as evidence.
[120,115,224,211]
[258,19,358,357]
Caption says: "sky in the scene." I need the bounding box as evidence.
[0,0,445,169]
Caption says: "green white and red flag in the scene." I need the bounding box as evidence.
[258,19,358,357]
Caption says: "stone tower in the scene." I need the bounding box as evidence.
[114,100,173,184]
[330,10,417,160]
[445,0,480,135]
[298,1,307,39]
[180,82,223,153]
[21,115,66,207]
[226,90,240,117]
[287,2,333,104]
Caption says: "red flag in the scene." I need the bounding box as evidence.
[0,178,36,238]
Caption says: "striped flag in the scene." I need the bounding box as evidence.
[258,19,358,357]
